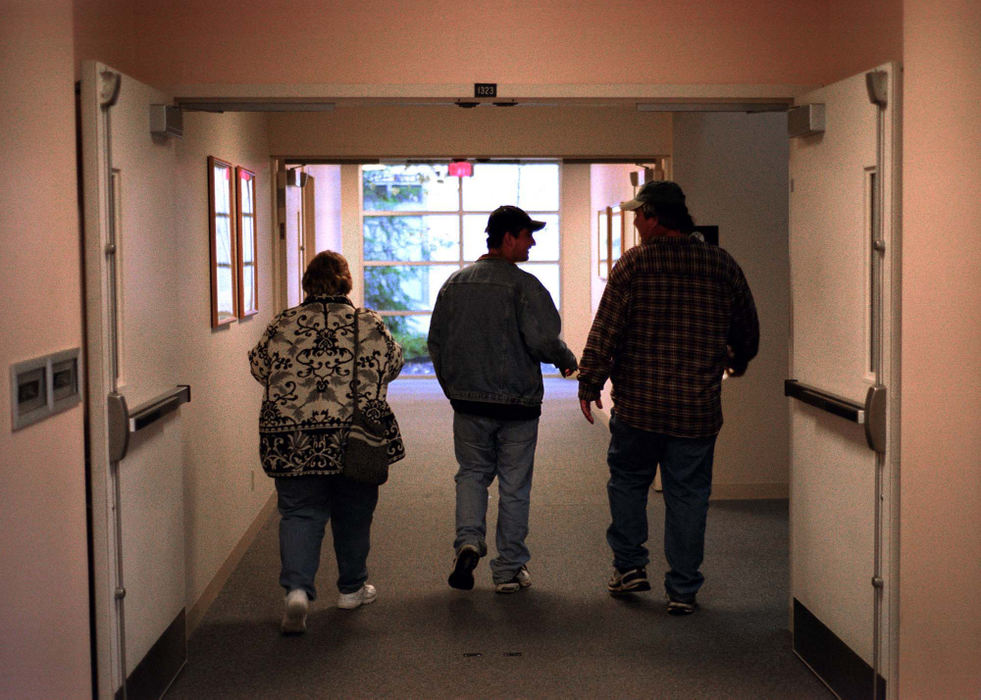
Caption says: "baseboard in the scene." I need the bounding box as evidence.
[186,491,277,636]
[793,598,886,700]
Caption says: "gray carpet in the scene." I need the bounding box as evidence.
[165,378,831,699]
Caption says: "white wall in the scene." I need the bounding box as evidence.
[0,2,92,697]
[173,111,277,627]
[674,112,791,497]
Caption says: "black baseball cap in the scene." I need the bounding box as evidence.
[621,180,686,211]
[485,205,546,236]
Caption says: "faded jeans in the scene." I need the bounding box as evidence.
[606,413,717,600]
[452,412,539,584]
[275,474,379,600]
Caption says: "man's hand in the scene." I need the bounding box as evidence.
[580,396,603,424]
[725,345,747,378]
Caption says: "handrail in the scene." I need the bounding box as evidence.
[784,379,865,424]
[128,385,191,432]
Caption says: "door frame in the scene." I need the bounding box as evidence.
[80,60,126,698]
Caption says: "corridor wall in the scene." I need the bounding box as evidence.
[172,110,278,630]
[0,3,91,698]
[674,111,790,498]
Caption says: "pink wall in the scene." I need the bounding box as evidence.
[900,2,981,697]
[74,0,900,90]
[73,0,137,77]
[0,1,92,697]
[826,0,905,83]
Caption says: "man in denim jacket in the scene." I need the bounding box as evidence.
[428,205,578,593]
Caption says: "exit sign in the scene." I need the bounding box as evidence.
[474,83,497,98]
[448,160,473,177]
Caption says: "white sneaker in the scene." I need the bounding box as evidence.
[281,589,308,635]
[337,583,377,610]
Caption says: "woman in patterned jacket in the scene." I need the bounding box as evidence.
[249,250,404,635]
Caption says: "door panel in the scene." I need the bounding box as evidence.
[788,63,898,699]
[790,76,876,401]
[81,61,187,698]
[791,408,874,654]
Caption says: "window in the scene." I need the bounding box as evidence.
[362,162,561,375]
[237,166,258,318]
[208,156,237,327]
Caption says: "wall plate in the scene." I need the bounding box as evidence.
[10,348,81,430]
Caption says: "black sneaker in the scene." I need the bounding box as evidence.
[667,595,698,615]
[607,567,652,595]
[448,544,481,590]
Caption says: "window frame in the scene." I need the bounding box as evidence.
[208,155,238,328]
[360,161,562,373]
[361,162,562,307]
[236,166,259,319]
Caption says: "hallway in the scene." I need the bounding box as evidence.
[165,378,831,698]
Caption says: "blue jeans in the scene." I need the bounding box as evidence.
[452,412,539,584]
[275,475,379,600]
[606,413,716,600]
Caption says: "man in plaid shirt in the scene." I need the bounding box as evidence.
[578,180,759,614]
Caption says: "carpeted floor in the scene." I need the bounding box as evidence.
[165,378,831,699]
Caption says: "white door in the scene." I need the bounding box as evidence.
[282,166,317,308]
[81,62,187,699]
[788,63,900,700]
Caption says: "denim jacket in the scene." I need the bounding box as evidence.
[427,257,578,408]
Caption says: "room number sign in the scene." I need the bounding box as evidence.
[474,83,497,98]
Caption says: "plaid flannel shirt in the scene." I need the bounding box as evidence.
[578,236,759,438]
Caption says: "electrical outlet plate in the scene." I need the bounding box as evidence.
[10,348,81,430]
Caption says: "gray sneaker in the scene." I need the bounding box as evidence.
[281,589,308,635]
[337,583,377,610]
[495,566,532,594]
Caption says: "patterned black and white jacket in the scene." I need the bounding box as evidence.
[249,295,405,477]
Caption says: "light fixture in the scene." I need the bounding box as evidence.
[177,99,335,112]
